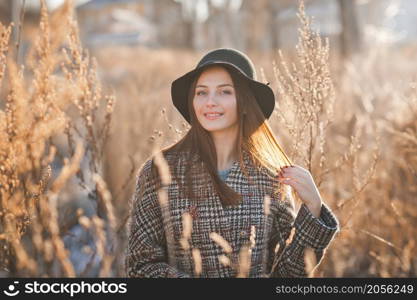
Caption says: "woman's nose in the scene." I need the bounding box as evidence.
[206,92,218,107]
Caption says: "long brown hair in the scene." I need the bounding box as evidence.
[159,65,292,206]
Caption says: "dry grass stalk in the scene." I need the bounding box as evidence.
[191,248,202,277]
[236,245,251,278]
[263,194,271,216]
[273,1,335,173]
[93,174,116,235]
[88,217,105,277]
[304,247,317,278]
[92,173,119,275]
[153,147,176,267]
[0,0,117,277]
[249,225,256,254]
[78,216,91,229]
[152,148,172,187]
[179,212,192,251]
[209,232,233,254]
[50,143,84,193]
[0,0,416,278]
[43,142,84,277]
[261,195,271,275]
[358,229,401,251]
[156,188,176,267]
[46,194,76,277]
[218,255,231,267]
[0,24,12,85]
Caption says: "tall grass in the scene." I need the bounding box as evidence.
[0,0,415,277]
[0,0,116,276]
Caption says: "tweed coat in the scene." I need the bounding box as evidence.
[126,149,339,278]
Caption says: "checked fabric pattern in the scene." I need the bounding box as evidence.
[126,150,339,278]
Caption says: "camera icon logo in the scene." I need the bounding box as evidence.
[3,281,20,297]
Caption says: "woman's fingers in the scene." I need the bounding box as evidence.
[281,165,309,179]
[279,173,308,189]
[279,176,301,187]
[280,167,312,187]
[278,165,323,208]
[279,178,311,202]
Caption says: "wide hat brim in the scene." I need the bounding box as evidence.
[171,60,275,124]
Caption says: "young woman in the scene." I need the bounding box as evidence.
[126,48,339,278]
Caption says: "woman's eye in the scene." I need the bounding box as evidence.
[196,91,206,96]
[222,90,232,95]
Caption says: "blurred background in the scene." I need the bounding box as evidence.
[2,0,417,53]
[0,0,416,277]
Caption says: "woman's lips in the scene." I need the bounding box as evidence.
[204,113,223,120]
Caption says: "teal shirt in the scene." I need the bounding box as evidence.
[218,168,232,181]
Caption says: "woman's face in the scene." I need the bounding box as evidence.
[192,66,238,137]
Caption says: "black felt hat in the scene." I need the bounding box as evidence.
[171,48,275,124]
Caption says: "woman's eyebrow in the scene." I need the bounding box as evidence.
[196,84,234,88]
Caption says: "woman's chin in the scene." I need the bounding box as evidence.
[203,125,224,132]
[205,126,236,134]
[199,120,222,131]
[201,121,238,134]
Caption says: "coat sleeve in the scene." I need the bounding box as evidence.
[125,159,190,278]
[268,186,339,277]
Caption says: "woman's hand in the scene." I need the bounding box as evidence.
[278,165,323,218]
